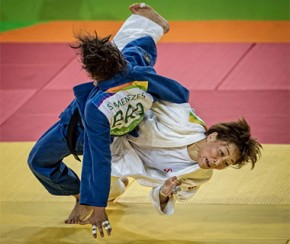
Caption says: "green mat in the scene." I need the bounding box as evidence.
[1,0,289,32]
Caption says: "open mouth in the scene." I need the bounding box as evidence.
[205,158,210,168]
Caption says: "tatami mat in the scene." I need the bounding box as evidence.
[1,64,66,90]
[1,21,289,43]
[1,1,289,242]
[0,89,36,125]
[0,142,289,243]
[155,43,252,89]
[43,58,90,90]
[1,143,289,205]
[1,43,289,143]
[0,202,289,244]
[219,44,290,90]
[188,91,290,144]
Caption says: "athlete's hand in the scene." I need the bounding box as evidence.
[160,176,181,197]
[80,207,112,238]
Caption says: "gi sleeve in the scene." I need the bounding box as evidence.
[122,36,158,67]
[149,184,201,215]
[133,66,190,103]
[119,35,190,104]
[79,102,112,207]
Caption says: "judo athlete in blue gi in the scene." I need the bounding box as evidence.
[27,3,188,238]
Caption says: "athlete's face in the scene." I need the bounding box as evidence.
[198,132,240,170]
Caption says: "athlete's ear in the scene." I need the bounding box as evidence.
[206,132,218,142]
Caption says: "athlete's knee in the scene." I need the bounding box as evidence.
[27,143,45,173]
[27,148,39,173]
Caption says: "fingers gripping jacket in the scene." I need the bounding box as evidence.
[149,186,176,215]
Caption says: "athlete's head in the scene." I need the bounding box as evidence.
[71,31,127,81]
[198,118,262,170]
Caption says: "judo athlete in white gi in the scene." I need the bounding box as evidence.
[108,100,261,216]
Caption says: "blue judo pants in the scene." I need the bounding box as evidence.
[27,121,84,196]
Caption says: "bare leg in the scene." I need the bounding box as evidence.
[129,3,170,33]
[65,194,93,224]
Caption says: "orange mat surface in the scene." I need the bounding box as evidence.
[1,21,289,43]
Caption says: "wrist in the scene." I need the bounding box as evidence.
[73,194,80,202]
[93,206,105,209]
[159,187,169,198]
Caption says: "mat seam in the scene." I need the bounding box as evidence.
[0,56,76,127]
[214,43,257,90]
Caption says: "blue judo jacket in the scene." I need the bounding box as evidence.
[61,36,189,207]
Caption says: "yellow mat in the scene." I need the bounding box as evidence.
[0,142,289,243]
[1,202,289,244]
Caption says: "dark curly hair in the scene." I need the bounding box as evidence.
[71,31,127,81]
[205,117,262,169]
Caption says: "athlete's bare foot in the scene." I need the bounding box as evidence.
[65,195,93,224]
[129,3,170,33]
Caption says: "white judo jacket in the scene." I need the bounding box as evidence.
[109,101,213,215]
